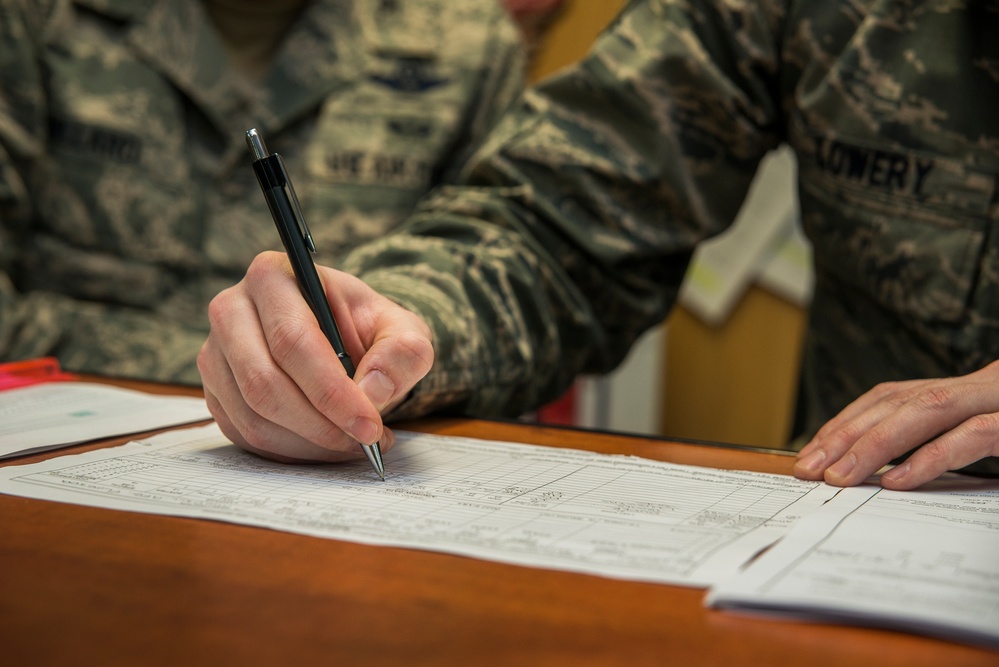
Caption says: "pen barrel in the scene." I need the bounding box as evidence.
[251,154,285,190]
[338,352,356,378]
[247,128,382,478]
[258,182,354,378]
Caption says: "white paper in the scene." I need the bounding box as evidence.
[0,382,212,459]
[678,145,804,325]
[756,218,814,307]
[707,479,999,647]
[0,423,837,587]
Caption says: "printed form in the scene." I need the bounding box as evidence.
[708,479,999,646]
[0,423,836,587]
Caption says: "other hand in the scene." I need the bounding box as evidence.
[794,360,999,489]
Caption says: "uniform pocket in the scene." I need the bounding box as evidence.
[798,133,994,324]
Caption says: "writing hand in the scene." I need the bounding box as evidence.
[794,360,999,489]
[198,251,434,463]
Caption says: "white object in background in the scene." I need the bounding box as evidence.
[576,324,665,435]
[756,215,814,307]
[678,145,806,326]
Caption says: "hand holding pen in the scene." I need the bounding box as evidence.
[245,128,391,477]
[197,129,433,469]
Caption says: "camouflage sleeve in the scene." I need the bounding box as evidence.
[342,0,787,419]
[0,0,204,384]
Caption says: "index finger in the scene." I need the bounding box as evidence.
[823,379,997,486]
[317,268,435,414]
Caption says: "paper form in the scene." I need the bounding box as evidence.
[0,423,837,587]
[0,382,212,459]
[707,479,999,647]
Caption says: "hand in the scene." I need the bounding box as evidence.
[794,361,999,489]
[197,251,434,463]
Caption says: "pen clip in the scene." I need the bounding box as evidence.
[274,155,316,253]
[246,128,315,253]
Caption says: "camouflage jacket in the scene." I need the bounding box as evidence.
[344,0,999,457]
[0,0,525,383]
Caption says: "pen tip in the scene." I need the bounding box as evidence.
[360,442,386,481]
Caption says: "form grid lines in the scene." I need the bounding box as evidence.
[2,426,832,587]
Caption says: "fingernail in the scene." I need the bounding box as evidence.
[881,461,910,485]
[358,370,396,411]
[796,448,826,474]
[348,416,379,446]
[796,440,816,459]
[827,452,857,480]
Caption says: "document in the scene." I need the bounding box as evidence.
[0,423,836,587]
[0,382,212,459]
[707,479,999,647]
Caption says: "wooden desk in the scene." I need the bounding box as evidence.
[0,380,994,666]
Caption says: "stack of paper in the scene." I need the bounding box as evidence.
[0,381,212,459]
[708,480,999,647]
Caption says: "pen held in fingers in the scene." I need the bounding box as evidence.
[246,127,386,479]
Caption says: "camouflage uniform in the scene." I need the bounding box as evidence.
[344,0,999,473]
[0,0,525,384]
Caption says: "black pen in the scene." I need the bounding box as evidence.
[245,128,385,481]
